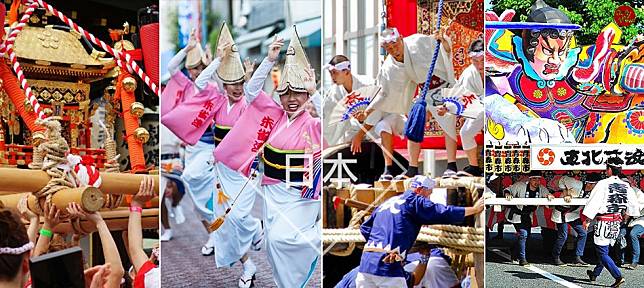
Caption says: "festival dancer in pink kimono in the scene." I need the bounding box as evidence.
[190,24,264,288]
[214,29,322,287]
[163,28,219,255]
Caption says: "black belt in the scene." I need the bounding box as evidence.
[262,144,305,182]
[199,125,215,144]
[213,125,231,146]
[161,153,180,160]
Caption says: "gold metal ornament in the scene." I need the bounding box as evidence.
[24,99,34,112]
[134,127,149,143]
[130,102,145,118]
[122,77,137,92]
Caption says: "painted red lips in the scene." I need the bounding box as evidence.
[544,63,560,75]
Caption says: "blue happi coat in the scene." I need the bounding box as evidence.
[358,190,465,278]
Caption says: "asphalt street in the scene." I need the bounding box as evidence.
[486,225,644,288]
[161,194,322,287]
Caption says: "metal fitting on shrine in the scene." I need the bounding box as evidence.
[134,127,149,143]
[130,102,145,118]
[43,107,53,116]
[24,99,34,112]
[122,76,137,92]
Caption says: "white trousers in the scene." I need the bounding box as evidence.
[365,110,406,137]
[182,141,216,222]
[263,182,320,288]
[355,272,407,288]
[212,163,261,268]
[460,110,484,150]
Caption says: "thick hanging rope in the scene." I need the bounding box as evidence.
[404,0,445,142]
[31,119,76,216]
[1,3,44,119]
[99,121,120,173]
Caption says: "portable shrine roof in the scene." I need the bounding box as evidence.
[12,26,116,80]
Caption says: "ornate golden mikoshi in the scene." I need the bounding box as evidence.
[130,102,145,118]
[134,127,149,143]
[122,76,137,92]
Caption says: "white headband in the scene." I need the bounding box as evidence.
[468,51,484,58]
[380,28,400,45]
[0,241,34,255]
[325,61,351,71]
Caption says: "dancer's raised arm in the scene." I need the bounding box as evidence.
[168,29,198,75]
[244,37,284,102]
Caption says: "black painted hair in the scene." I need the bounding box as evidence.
[520,29,573,62]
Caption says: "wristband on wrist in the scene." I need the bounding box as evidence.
[39,228,53,238]
[129,206,143,213]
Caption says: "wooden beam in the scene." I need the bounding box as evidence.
[485,197,588,206]
[0,187,104,213]
[0,168,158,195]
[0,192,159,212]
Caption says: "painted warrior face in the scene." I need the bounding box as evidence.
[532,36,570,80]
[521,29,573,81]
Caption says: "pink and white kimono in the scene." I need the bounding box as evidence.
[187,56,264,268]
[214,57,322,287]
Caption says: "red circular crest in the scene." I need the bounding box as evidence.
[537,148,555,166]
[615,5,636,27]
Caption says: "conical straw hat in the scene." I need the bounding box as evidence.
[185,41,210,69]
[276,26,311,95]
[216,23,245,84]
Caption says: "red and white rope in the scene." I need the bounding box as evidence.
[29,0,159,95]
[3,3,45,119]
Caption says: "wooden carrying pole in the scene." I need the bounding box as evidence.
[0,168,159,195]
[0,187,105,213]
[47,208,159,234]
[0,192,159,212]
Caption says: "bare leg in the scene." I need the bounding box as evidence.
[408,140,421,167]
[445,135,457,163]
[401,140,421,178]
[465,147,478,166]
[161,197,170,229]
[381,131,393,166]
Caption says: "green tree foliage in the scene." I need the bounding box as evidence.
[204,8,224,55]
[490,0,643,45]
[166,7,178,52]
[164,5,231,54]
